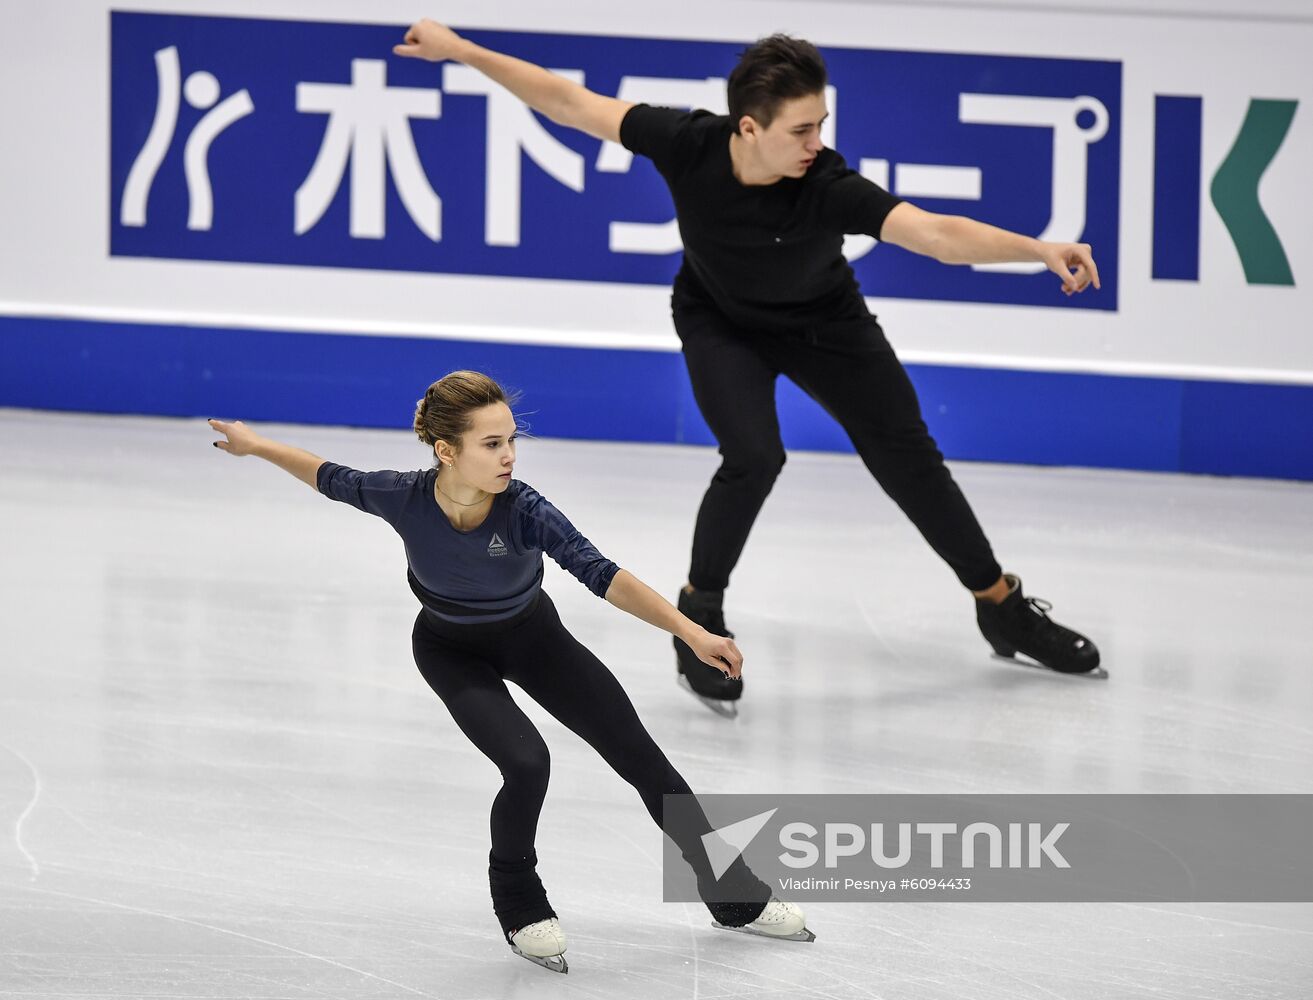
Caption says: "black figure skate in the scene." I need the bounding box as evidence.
[976,574,1105,678]
[674,587,743,718]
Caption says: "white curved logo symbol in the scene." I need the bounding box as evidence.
[960,94,1109,273]
[121,46,254,231]
[843,93,1109,267]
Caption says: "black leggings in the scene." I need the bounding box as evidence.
[675,307,1003,593]
[411,591,768,935]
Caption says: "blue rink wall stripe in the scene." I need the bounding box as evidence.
[2,315,1310,481]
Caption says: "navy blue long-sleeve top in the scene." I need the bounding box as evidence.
[317,463,620,623]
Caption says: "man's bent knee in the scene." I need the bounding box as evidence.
[715,449,786,490]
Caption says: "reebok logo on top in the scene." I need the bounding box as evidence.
[488,533,507,557]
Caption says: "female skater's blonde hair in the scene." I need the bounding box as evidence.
[413,371,519,451]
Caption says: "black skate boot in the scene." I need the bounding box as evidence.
[976,574,1105,677]
[675,587,743,718]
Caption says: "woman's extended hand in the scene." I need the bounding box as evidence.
[685,627,744,679]
[208,418,263,457]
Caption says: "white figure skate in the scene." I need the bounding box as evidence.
[508,917,568,973]
[713,897,816,943]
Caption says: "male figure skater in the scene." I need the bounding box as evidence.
[395,22,1104,715]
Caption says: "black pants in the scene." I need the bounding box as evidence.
[675,306,1003,593]
[411,591,769,935]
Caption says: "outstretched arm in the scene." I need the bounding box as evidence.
[880,202,1100,297]
[393,18,633,143]
[209,419,324,489]
[605,570,743,679]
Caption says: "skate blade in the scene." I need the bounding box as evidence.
[677,675,740,718]
[990,652,1109,680]
[510,945,568,974]
[712,920,816,943]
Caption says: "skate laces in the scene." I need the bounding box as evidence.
[1019,594,1085,649]
[1019,595,1058,637]
[514,918,561,940]
[1024,596,1054,619]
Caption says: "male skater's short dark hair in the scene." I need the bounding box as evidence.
[727,34,828,132]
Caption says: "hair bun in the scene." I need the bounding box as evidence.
[412,395,432,445]
[412,370,515,455]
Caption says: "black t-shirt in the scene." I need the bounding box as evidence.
[620,104,902,331]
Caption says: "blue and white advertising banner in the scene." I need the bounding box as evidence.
[2,1,1310,477]
[109,12,1121,311]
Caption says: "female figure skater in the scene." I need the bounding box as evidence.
[208,370,812,973]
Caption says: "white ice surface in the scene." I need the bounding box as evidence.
[1,408,1310,998]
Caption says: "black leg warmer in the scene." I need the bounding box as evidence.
[489,851,556,939]
[695,854,771,927]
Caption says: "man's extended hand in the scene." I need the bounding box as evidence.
[1037,242,1100,296]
